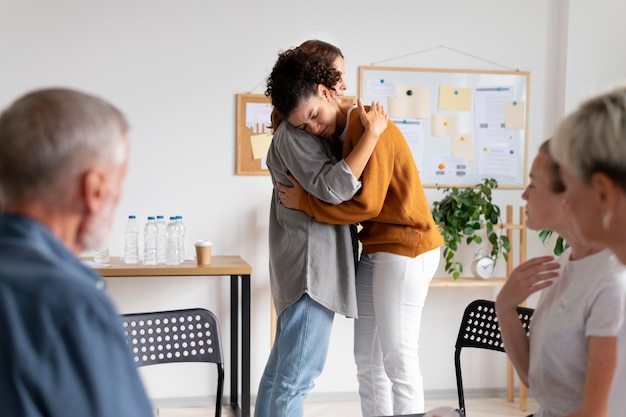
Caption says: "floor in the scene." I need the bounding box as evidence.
[157,396,538,417]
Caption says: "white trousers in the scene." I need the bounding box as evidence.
[354,248,441,417]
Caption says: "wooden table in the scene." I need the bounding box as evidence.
[93,256,252,417]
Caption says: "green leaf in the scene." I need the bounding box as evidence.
[555,237,566,256]
[538,230,552,244]
[463,226,475,235]
[500,235,510,251]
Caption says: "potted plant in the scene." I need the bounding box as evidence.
[431,178,511,279]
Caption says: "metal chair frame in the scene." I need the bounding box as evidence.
[454,299,534,417]
[121,308,224,417]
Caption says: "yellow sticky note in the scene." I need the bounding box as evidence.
[452,134,474,163]
[388,85,430,119]
[250,133,273,159]
[504,100,525,130]
[431,114,459,137]
[439,86,472,111]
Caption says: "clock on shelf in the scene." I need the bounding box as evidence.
[471,250,496,279]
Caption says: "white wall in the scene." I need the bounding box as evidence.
[2,0,623,403]
[562,0,626,113]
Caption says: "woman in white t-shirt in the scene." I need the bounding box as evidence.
[550,87,626,417]
[496,139,626,417]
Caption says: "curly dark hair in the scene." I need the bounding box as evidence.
[265,47,342,121]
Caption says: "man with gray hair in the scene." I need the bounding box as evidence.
[0,88,153,416]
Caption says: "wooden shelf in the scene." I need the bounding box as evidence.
[90,256,252,277]
[430,277,507,287]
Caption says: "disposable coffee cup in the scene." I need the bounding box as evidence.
[195,240,213,265]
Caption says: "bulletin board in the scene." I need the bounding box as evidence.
[236,93,357,175]
[236,93,273,175]
[359,66,530,188]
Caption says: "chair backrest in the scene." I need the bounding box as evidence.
[454,299,534,416]
[121,308,223,367]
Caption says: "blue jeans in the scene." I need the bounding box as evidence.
[254,294,334,417]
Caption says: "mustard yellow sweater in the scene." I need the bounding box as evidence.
[299,108,443,258]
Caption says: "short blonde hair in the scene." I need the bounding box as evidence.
[551,86,626,191]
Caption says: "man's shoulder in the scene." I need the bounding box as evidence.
[0,243,112,319]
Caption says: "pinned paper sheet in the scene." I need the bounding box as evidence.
[388,85,429,119]
[478,146,517,178]
[392,118,425,171]
[432,155,468,179]
[246,102,272,133]
[250,133,273,160]
[452,134,474,163]
[431,114,459,137]
[366,78,397,97]
[504,100,525,130]
[438,86,472,111]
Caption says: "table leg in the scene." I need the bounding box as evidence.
[242,274,251,417]
[228,274,251,417]
[230,275,239,415]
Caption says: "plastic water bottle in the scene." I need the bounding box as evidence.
[155,215,167,264]
[143,216,158,265]
[123,215,139,264]
[176,215,186,264]
[165,216,179,265]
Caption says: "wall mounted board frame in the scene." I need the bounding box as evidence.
[236,93,272,175]
[359,66,530,188]
[236,93,357,175]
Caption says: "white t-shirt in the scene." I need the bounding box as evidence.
[529,249,626,417]
[609,300,626,416]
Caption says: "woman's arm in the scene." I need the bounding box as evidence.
[495,256,558,386]
[342,98,388,179]
[276,114,402,224]
[272,122,360,204]
[277,99,387,204]
[566,336,617,417]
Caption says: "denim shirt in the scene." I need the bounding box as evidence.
[0,213,153,417]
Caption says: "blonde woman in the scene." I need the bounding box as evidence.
[550,86,626,417]
[496,140,626,417]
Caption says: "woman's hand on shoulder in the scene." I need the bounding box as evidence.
[357,98,388,138]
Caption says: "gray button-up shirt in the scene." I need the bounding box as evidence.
[266,122,360,317]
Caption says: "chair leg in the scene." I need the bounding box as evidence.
[215,364,224,417]
[454,349,466,416]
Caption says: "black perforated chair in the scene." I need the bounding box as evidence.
[121,308,224,417]
[454,299,534,417]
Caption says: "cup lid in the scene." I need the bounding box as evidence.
[195,240,213,247]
